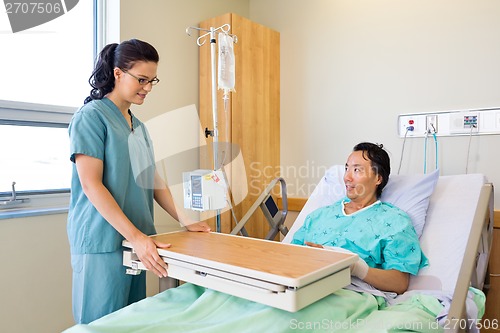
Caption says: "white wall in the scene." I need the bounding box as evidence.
[250,0,500,206]
[121,0,500,219]
[0,213,73,333]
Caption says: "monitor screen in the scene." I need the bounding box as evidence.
[264,196,279,218]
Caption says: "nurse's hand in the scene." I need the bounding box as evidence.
[179,215,211,232]
[131,233,171,278]
[185,221,211,232]
[305,241,324,248]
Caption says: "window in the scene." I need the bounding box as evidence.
[0,0,119,214]
[0,1,94,106]
[0,120,72,192]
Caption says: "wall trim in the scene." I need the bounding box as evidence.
[280,198,500,229]
[278,197,306,212]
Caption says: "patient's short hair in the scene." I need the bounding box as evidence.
[353,142,390,198]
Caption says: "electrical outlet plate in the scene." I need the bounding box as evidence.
[425,115,438,134]
[398,115,423,136]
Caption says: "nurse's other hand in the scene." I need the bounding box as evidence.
[185,221,211,232]
[305,241,324,248]
[132,234,171,278]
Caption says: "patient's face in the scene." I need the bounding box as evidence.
[344,151,381,202]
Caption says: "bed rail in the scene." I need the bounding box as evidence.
[446,183,494,333]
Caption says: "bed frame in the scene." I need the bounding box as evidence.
[447,182,493,333]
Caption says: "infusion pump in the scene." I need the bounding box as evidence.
[183,169,227,211]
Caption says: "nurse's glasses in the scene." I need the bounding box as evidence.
[123,70,160,86]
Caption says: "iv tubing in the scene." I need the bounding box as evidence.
[423,132,428,174]
[209,28,219,170]
[433,132,438,170]
[209,28,221,232]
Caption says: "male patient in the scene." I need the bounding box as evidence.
[291,142,428,294]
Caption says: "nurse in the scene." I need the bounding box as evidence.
[291,142,428,294]
[68,39,210,324]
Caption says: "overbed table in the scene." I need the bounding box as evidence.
[123,231,357,312]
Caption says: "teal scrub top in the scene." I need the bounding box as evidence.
[68,98,156,254]
[291,199,429,275]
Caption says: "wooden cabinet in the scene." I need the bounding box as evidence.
[483,227,500,332]
[198,13,280,239]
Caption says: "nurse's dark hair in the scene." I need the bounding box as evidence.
[84,39,159,104]
[352,142,390,198]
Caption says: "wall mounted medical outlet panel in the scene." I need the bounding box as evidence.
[449,112,479,134]
[398,107,500,137]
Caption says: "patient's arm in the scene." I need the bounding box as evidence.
[364,268,409,294]
[305,241,410,294]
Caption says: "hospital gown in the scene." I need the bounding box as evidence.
[291,199,428,275]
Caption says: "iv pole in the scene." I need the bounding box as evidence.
[186,23,235,232]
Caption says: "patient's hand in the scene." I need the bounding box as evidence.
[305,241,324,248]
[351,257,369,280]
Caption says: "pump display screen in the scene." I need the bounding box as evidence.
[191,176,202,195]
[191,175,203,209]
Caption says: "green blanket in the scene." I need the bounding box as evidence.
[64,283,446,333]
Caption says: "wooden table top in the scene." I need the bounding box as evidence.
[124,231,357,287]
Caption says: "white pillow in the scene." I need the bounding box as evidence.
[382,169,439,238]
[319,165,439,238]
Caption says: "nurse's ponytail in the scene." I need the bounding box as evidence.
[84,43,117,104]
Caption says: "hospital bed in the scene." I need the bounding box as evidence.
[64,167,494,333]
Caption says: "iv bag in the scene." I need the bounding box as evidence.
[218,32,235,94]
